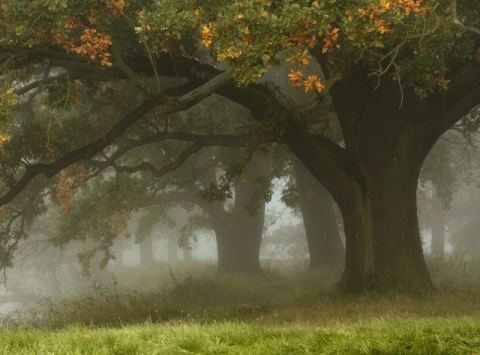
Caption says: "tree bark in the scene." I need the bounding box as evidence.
[294,160,345,268]
[332,73,440,293]
[282,68,444,293]
[338,166,433,292]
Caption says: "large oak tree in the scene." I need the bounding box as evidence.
[1,0,479,293]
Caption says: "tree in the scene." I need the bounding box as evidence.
[293,159,345,268]
[418,117,480,256]
[1,0,479,293]
[145,153,270,273]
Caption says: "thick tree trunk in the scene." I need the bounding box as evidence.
[330,70,442,293]
[336,167,434,293]
[294,160,345,268]
[282,68,443,293]
[208,159,265,274]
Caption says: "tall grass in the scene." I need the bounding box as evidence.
[2,258,480,353]
[2,258,480,330]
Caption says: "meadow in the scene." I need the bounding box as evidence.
[1,257,480,354]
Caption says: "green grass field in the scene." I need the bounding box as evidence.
[2,317,480,354]
[2,259,480,354]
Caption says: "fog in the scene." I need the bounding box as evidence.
[0,182,302,316]
[2,127,480,319]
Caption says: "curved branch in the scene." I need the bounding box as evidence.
[446,65,480,126]
[87,131,279,179]
[97,143,204,176]
[0,98,157,206]
[0,69,234,206]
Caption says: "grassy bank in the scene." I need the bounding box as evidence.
[2,316,480,354]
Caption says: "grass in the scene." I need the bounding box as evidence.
[1,316,480,354]
[2,258,480,353]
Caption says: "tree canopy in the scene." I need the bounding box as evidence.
[0,0,479,292]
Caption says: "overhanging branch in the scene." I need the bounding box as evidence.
[0,69,234,206]
[87,131,279,177]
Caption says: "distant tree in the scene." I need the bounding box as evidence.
[145,155,271,273]
[293,160,345,268]
[262,221,309,261]
[419,110,480,256]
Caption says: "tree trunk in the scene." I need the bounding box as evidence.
[282,68,443,293]
[139,233,154,265]
[167,233,178,264]
[213,207,264,273]
[334,165,434,293]
[208,159,265,274]
[294,160,345,268]
[430,186,445,257]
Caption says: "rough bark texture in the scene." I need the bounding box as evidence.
[281,67,447,293]
[331,72,440,293]
[294,160,345,268]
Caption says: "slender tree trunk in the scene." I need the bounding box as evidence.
[294,160,345,268]
[139,233,154,265]
[430,186,445,257]
[167,233,178,264]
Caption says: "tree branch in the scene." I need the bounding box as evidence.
[450,0,480,36]
[98,143,204,176]
[0,69,234,206]
[86,131,278,181]
[446,65,480,126]
[13,75,59,96]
